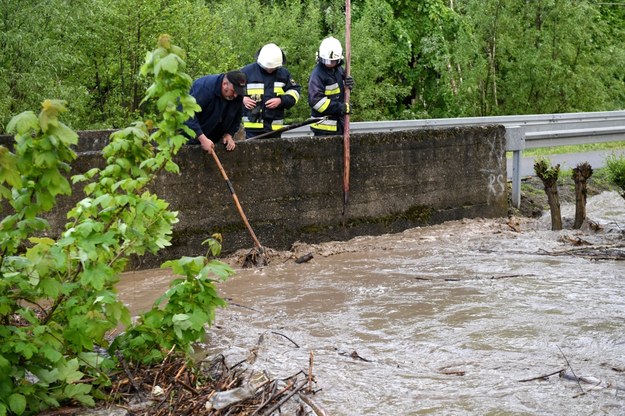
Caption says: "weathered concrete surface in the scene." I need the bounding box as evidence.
[1,125,508,269]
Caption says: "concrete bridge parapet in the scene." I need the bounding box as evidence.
[1,125,508,269]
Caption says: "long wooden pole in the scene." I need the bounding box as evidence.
[210,150,263,250]
[342,0,351,215]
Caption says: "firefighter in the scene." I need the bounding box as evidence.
[308,36,354,136]
[240,43,302,139]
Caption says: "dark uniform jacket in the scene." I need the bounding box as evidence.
[308,63,346,135]
[185,74,243,142]
[240,62,301,138]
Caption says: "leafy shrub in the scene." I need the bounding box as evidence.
[0,35,233,415]
[605,153,625,199]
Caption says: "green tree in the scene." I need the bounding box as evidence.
[2,0,625,134]
[0,0,97,132]
[453,0,625,116]
[209,0,324,122]
[384,0,462,118]
[350,0,412,120]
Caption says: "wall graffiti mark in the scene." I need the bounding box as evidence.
[488,173,506,196]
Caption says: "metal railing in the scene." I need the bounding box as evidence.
[284,110,625,208]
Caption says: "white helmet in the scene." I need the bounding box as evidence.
[318,36,343,65]
[257,43,284,70]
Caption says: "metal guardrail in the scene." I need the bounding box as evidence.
[284,110,625,209]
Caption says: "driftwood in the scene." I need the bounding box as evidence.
[518,369,565,382]
[270,330,301,348]
[299,392,329,416]
[436,364,466,376]
[338,350,373,362]
[538,244,625,260]
[519,347,625,398]
[93,349,321,415]
[557,345,585,394]
[295,253,314,263]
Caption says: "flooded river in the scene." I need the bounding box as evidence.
[119,192,625,415]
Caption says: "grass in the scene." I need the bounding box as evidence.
[515,141,625,158]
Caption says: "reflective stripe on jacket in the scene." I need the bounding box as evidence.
[308,63,346,135]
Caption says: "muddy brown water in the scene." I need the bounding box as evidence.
[118,192,625,415]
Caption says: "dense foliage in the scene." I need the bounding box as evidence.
[605,153,625,199]
[0,36,233,415]
[1,0,624,133]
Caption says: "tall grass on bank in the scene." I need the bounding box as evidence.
[508,141,625,159]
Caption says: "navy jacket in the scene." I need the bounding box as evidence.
[308,63,346,135]
[240,62,301,137]
[185,74,243,142]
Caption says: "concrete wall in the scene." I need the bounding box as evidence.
[1,125,508,268]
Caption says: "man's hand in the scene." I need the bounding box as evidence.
[340,102,350,115]
[198,134,215,153]
[223,134,236,151]
[265,97,281,109]
[243,96,257,110]
[344,76,354,91]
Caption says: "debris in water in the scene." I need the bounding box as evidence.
[295,253,314,263]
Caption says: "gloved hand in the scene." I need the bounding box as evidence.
[340,102,350,115]
[344,76,354,91]
[249,104,262,122]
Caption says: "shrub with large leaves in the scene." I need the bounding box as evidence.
[0,35,233,415]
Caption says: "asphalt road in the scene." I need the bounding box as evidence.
[506,149,625,179]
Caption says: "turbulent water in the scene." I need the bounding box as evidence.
[119,191,625,415]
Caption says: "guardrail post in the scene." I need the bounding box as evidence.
[505,126,525,209]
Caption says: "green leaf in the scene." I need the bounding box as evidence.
[39,100,66,132]
[8,393,26,415]
[29,237,55,246]
[78,352,113,371]
[0,354,10,373]
[31,367,60,385]
[39,277,63,298]
[0,297,12,317]
[156,54,180,75]
[0,148,21,188]
[172,313,191,339]
[41,345,63,363]
[53,124,79,146]
[6,111,39,135]
[92,194,113,209]
[204,260,234,280]
[33,151,59,168]
[80,263,113,290]
[14,342,38,360]
[64,383,94,406]
[157,91,181,112]
[57,359,84,384]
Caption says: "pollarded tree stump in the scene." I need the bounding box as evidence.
[572,162,593,229]
[534,158,562,231]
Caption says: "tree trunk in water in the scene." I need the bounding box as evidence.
[534,159,562,231]
[572,162,593,229]
[543,183,562,230]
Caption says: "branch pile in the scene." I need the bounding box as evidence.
[99,351,326,415]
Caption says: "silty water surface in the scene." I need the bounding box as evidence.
[119,191,625,415]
